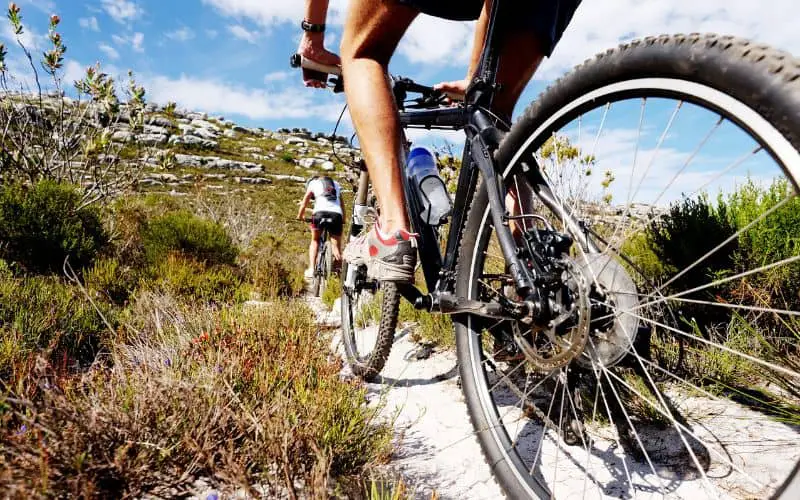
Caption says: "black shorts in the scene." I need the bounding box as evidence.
[396,0,581,56]
[311,211,343,236]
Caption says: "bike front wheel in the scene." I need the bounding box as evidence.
[456,34,800,499]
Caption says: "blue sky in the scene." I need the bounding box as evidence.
[4,0,799,204]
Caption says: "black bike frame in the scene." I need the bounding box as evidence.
[396,0,536,302]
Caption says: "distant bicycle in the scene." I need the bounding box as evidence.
[303,216,335,297]
[295,6,800,499]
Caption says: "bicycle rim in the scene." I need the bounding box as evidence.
[457,35,800,499]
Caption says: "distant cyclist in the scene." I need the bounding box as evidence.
[297,175,345,278]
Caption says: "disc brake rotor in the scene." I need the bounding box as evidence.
[512,259,591,372]
[575,253,640,369]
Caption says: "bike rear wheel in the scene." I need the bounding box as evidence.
[456,34,800,499]
[340,188,400,380]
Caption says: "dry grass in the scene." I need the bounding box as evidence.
[0,293,391,498]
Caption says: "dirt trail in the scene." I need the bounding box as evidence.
[306,295,504,499]
[306,293,800,500]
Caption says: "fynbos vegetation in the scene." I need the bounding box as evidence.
[0,6,389,497]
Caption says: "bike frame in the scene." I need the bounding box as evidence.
[347,0,586,321]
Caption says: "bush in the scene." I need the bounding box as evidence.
[0,300,391,497]
[142,210,238,266]
[0,273,112,380]
[647,195,737,331]
[85,257,139,305]
[148,254,247,304]
[242,234,304,298]
[0,181,108,274]
[727,178,800,302]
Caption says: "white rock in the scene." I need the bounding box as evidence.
[191,119,221,133]
[136,133,168,145]
[321,161,335,171]
[285,137,307,146]
[144,124,169,135]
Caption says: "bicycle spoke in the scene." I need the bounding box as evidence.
[616,306,800,380]
[657,193,794,293]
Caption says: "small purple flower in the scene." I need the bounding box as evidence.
[215,364,222,374]
[164,358,172,367]
[17,424,27,435]
[206,493,219,500]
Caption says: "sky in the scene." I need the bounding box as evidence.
[4,0,799,204]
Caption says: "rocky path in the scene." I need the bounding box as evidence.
[304,295,504,499]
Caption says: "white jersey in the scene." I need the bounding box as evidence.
[307,177,342,215]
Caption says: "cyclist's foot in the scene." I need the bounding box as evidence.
[303,267,314,279]
[343,225,417,283]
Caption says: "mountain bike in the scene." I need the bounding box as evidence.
[294,3,800,498]
[304,216,335,297]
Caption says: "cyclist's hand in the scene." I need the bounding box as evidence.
[434,79,467,103]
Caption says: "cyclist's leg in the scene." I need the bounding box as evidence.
[329,213,344,262]
[340,1,418,235]
[308,226,321,277]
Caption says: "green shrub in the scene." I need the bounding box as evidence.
[322,275,342,309]
[142,210,238,266]
[727,178,800,302]
[85,257,139,305]
[619,230,666,286]
[0,300,391,497]
[280,151,295,163]
[242,234,304,298]
[0,273,112,379]
[647,195,737,331]
[148,254,247,304]
[0,181,108,274]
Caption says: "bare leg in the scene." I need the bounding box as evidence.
[436,3,544,117]
[341,1,418,235]
[308,227,321,273]
[299,0,341,88]
[330,234,343,261]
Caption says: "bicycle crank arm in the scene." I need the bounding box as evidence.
[402,286,535,322]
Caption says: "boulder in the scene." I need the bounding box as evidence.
[136,133,168,145]
[285,137,306,146]
[191,119,221,133]
[321,161,335,171]
[111,130,133,142]
[235,176,272,185]
[169,135,217,149]
[146,115,173,128]
[144,124,169,135]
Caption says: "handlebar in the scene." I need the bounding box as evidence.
[290,53,461,106]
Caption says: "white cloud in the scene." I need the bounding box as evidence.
[98,43,120,60]
[165,27,195,42]
[538,0,800,80]
[2,23,41,50]
[206,29,219,39]
[16,0,55,13]
[101,0,143,24]
[264,71,290,83]
[215,0,797,74]
[398,15,474,67]
[79,16,100,32]
[144,74,327,120]
[227,24,260,44]
[112,32,145,52]
[201,0,348,27]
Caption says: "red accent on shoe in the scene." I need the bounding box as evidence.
[369,245,379,257]
[372,223,415,246]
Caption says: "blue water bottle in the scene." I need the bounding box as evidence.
[406,147,452,226]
